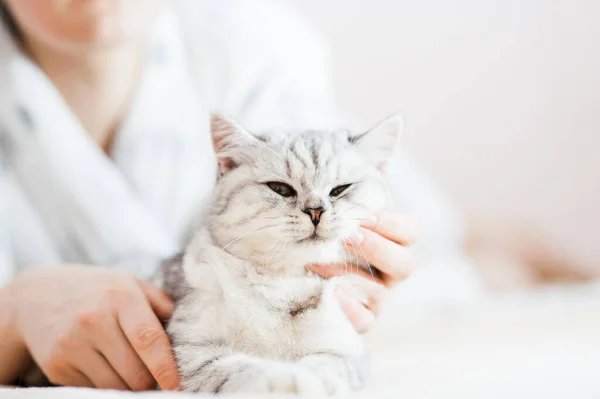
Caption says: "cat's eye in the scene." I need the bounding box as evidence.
[330,184,352,197]
[266,182,297,198]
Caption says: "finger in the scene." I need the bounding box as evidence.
[309,265,387,316]
[117,291,180,391]
[75,349,128,390]
[361,210,419,246]
[136,279,174,322]
[97,319,156,391]
[65,369,95,388]
[334,287,375,334]
[52,366,95,388]
[346,228,415,286]
[337,275,388,317]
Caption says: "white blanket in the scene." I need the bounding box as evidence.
[4,282,599,399]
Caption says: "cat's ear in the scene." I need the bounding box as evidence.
[348,114,403,172]
[210,113,260,175]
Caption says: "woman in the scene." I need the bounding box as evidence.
[0,0,471,391]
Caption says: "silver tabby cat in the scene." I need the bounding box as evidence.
[162,113,402,395]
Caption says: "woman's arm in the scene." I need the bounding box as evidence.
[0,166,28,384]
[0,282,31,385]
[0,165,13,285]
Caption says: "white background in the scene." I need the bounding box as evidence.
[282,0,600,271]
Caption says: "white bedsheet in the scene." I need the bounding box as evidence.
[3,282,599,399]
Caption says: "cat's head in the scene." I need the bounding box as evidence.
[207,114,402,273]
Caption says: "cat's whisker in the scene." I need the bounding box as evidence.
[351,239,360,277]
[340,242,352,276]
[274,234,293,265]
[268,233,292,267]
[255,215,299,222]
[259,234,285,268]
[261,231,292,268]
[347,237,376,282]
[338,244,346,274]
[340,202,368,214]
[222,224,280,251]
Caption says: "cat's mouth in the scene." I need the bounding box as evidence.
[298,231,328,244]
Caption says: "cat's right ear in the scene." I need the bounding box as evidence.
[348,114,403,172]
[210,113,259,175]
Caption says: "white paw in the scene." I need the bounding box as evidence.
[221,363,328,396]
[313,366,350,396]
[300,358,351,396]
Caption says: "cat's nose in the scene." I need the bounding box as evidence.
[302,206,326,226]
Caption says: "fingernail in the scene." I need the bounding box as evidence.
[346,229,364,245]
[361,214,378,228]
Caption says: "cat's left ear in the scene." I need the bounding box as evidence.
[349,114,403,172]
[210,113,260,175]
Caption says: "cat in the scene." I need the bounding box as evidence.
[162,113,402,395]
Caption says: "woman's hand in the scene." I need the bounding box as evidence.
[9,266,179,391]
[310,210,418,333]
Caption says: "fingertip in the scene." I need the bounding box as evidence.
[403,213,421,244]
[345,228,368,246]
[333,286,351,305]
[360,214,378,229]
[136,279,175,320]
[160,376,181,392]
[334,287,375,334]
[154,361,181,391]
[385,249,415,286]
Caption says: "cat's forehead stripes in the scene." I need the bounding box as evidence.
[277,130,343,184]
[288,139,312,171]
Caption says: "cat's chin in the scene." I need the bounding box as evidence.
[289,239,347,266]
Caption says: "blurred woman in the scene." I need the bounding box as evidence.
[0,0,473,390]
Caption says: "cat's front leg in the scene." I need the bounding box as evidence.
[176,344,328,395]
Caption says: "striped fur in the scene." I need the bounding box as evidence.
[163,114,401,395]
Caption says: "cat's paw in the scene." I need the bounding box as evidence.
[314,367,350,396]
[300,358,351,396]
[221,363,328,396]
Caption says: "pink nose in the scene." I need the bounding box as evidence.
[303,207,325,226]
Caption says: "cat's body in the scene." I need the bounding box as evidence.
[162,114,401,395]
[163,232,367,395]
